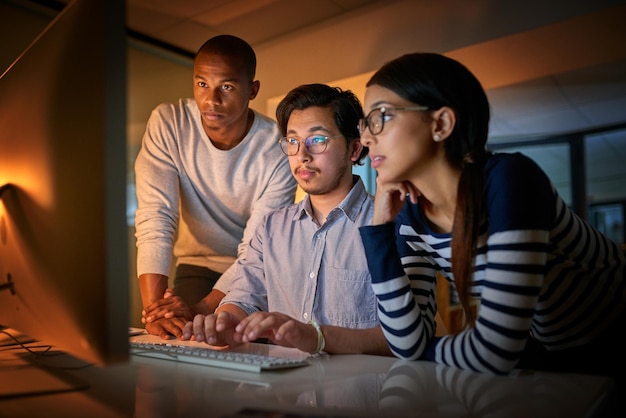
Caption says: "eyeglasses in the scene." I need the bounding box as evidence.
[358,106,429,136]
[278,135,342,156]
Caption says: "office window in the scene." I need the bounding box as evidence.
[589,203,624,246]
[585,127,626,246]
[353,156,376,194]
[490,142,573,206]
[585,128,626,204]
[488,126,626,247]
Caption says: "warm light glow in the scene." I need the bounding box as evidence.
[0,168,53,210]
[198,0,280,25]
[266,72,373,118]
[0,95,55,209]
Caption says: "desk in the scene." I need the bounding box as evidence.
[0,341,617,418]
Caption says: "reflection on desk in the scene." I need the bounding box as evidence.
[379,361,615,418]
[0,341,617,418]
[133,352,386,417]
[131,343,615,418]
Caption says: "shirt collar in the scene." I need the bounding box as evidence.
[294,175,370,223]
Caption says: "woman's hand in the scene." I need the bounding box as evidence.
[372,178,421,225]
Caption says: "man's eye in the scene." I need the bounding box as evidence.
[308,136,326,144]
[287,138,299,146]
[221,85,234,91]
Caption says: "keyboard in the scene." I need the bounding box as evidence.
[130,338,309,373]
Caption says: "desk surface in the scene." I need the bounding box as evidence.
[0,340,617,418]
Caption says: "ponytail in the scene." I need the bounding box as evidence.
[451,152,489,327]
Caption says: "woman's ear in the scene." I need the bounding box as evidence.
[432,106,456,142]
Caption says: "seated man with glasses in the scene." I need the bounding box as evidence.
[182,83,394,355]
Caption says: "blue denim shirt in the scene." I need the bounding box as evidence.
[220,177,378,328]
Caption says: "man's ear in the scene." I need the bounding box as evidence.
[431,106,456,142]
[249,80,260,100]
[350,139,364,162]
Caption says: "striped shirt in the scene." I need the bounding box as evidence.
[359,152,626,374]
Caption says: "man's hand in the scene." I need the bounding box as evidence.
[182,311,242,347]
[142,288,195,324]
[144,317,189,340]
[141,288,195,340]
[235,312,319,354]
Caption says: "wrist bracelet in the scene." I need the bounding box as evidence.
[307,320,325,354]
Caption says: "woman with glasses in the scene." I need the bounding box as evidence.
[358,53,626,382]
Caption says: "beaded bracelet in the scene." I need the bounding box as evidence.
[307,320,325,354]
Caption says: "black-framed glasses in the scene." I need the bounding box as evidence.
[358,106,429,136]
[278,134,343,156]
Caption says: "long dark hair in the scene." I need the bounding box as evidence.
[368,53,491,326]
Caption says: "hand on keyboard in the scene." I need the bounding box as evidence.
[183,310,242,347]
[184,309,320,355]
[235,312,319,354]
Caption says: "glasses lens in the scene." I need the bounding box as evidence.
[279,138,298,155]
[369,108,383,135]
[305,135,328,154]
[358,119,367,136]
[287,138,300,155]
[360,108,384,135]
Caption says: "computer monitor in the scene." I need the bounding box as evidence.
[0,0,128,369]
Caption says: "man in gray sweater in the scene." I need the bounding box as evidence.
[135,35,297,339]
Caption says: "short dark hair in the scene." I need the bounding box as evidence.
[196,34,256,81]
[276,83,368,165]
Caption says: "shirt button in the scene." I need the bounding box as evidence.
[303,313,309,319]
[309,272,315,279]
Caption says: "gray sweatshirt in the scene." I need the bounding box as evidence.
[134,98,297,290]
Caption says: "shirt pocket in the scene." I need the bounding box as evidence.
[323,267,378,328]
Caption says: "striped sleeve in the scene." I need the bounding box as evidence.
[360,223,438,359]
